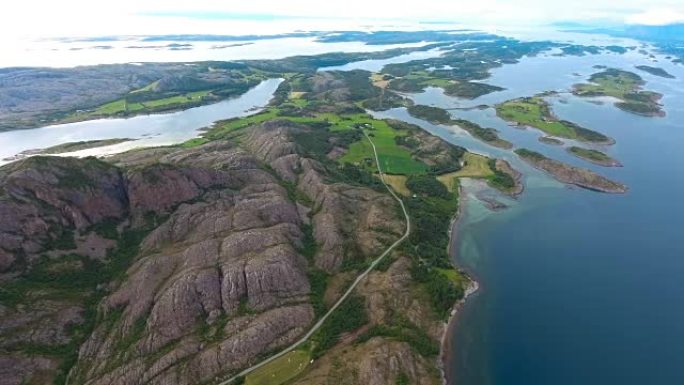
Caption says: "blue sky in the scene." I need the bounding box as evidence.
[5,0,684,39]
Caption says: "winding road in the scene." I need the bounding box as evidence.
[217,131,411,384]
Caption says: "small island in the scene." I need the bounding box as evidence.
[2,138,134,162]
[406,104,451,124]
[567,146,622,167]
[635,65,676,79]
[496,96,613,144]
[452,119,514,149]
[539,136,564,145]
[443,81,505,99]
[515,148,627,193]
[573,68,665,117]
[384,72,504,99]
[406,105,513,149]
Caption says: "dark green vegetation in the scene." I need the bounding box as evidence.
[573,68,665,117]
[452,119,513,149]
[0,62,270,130]
[242,45,444,74]
[406,175,449,199]
[635,65,676,79]
[357,316,439,357]
[539,136,564,145]
[577,24,684,62]
[387,76,503,99]
[0,218,157,384]
[403,188,464,319]
[198,70,472,325]
[66,64,267,121]
[408,105,513,148]
[407,105,451,124]
[487,159,516,191]
[374,37,619,100]
[311,294,368,358]
[496,97,612,143]
[567,146,621,167]
[405,105,514,149]
[443,81,505,99]
[0,45,439,131]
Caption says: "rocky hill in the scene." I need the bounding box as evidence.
[0,114,458,384]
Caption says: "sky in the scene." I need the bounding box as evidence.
[4,0,684,39]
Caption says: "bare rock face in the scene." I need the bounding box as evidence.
[0,156,128,268]
[66,142,315,385]
[0,117,420,385]
[292,256,446,385]
[294,338,439,385]
[245,120,403,272]
[0,355,59,385]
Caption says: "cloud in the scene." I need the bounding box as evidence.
[625,8,684,25]
[2,0,684,39]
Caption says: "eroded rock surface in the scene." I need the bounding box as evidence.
[0,121,406,385]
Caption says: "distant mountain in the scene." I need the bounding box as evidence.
[571,23,684,43]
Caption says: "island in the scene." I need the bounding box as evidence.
[515,148,627,193]
[406,104,514,149]
[567,146,622,167]
[496,96,614,144]
[573,68,665,117]
[539,136,564,145]
[452,119,514,149]
[635,65,676,79]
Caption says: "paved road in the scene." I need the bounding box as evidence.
[217,131,411,384]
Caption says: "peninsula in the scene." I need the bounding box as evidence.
[496,96,614,144]
[515,148,627,193]
[573,68,666,117]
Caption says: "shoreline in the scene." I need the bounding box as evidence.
[439,184,481,385]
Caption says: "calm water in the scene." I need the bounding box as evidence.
[0,78,283,164]
[4,37,430,68]
[318,48,443,72]
[376,48,684,384]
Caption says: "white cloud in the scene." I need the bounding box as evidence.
[625,8,684,25]
[2,0,684,40]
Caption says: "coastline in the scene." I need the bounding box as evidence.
[439,183,481,385]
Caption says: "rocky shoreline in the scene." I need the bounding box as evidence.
[515,148,627,193]
[439,184,481,385]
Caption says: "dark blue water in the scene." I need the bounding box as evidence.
[376,48,684,384]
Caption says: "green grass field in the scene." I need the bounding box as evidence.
[84,90,213,118]
[573,70,641,99]
[573,69,663,117]
[92,99,127,115]
[142,90,211,108]
[336,115,427,175]
[496,97,577,139]
[568,147,611,162]
[130,80,160,93]
[436,268,469,287]
[205,109,427,175]
[245,350,310,385]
